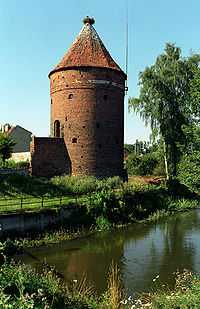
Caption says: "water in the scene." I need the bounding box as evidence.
[18,209,200,296]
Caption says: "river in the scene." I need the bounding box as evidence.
[18,209,200,297]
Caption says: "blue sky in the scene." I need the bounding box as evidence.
[0,0,200,143]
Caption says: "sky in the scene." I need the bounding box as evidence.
[0,0,200,143]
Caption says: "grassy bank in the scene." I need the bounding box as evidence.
[0,259,200,308]
[0,174,122,198]
[133,270,200,308]
[0,174,199,249]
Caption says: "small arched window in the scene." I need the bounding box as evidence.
[68,94,73,100]
[54,120,60,137]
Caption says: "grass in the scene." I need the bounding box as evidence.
[14,227,95,248]
[135,270,200,308]
[0,195,88,213]
[0,261,98,308]
[2,258,200,308]
[0,174,122,213]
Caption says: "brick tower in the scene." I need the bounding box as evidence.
[49,17,127,178]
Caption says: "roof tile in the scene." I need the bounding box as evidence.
[50,20,125,75]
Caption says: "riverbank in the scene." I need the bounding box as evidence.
[0,173,199,252]
[134,270,200,308]
[1,260,200,308]
[0,176,198,249]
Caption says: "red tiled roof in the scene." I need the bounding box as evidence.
[49,18,125,76]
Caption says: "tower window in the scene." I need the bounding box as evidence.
[72,138,77,143]
[68,94,73,99]
[51,99,53,105]
[104,95,108,101]
[54,120,60,137]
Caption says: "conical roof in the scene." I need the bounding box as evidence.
[49,17,126,77]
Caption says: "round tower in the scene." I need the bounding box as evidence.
[49,17,127,178]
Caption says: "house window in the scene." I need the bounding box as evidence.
[72,138,77,143]
[98,144,102,149]
[68,94,73,99]
[104,95,108,101]
[96,123,100,128]
[54,120,60,137]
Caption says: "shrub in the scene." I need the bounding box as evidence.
[0,262,95,308]
[178,151,200,192]
[126,153,159,176]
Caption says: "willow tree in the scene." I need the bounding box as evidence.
[129,43,200,179]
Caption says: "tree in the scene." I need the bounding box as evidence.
[178,151,200,192]
[129,43,200,179]
[0,133,15,166]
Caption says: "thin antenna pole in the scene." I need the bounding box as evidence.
[125,0,129,95]
[124,0,129,145]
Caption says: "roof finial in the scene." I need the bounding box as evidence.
[83,16,95,25]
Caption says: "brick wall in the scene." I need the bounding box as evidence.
[50,67,125,178]
[31,137,71,178]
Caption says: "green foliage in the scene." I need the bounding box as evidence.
[3,160,30,169]
[0,174,123,198]
[95,216,111,231]
[51,175,97,195]
[0,174,63,197]
[0,133,15,165]
[168,198,199,211]
[178,151,200,192]
[147,271,200,308]
[126,152,164,176]
[0,262,95,308]
[51,175,123,195]
[189,67,200,118]
[129,43,200,178]
[124,140,151,156]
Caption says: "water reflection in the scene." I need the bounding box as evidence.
[18,209,200,295]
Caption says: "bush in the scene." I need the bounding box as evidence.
[0,262,95,308]
[126,153,160,176]
[178,151,200,192]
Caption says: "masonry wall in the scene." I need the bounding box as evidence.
[50,67,125,178]
[31,137,71,178]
